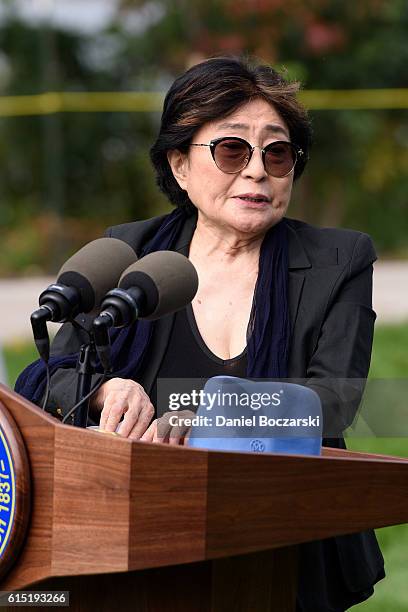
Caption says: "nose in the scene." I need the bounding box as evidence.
[240,147,267,181]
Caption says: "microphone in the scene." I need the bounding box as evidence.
[31,238,137,362]
[92,251,199,369]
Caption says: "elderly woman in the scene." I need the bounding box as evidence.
[17,57,384,611]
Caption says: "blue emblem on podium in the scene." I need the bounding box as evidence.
[0,427,16,558]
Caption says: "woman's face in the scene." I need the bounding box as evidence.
[168,98,295,236]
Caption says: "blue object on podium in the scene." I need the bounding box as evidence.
[187,376,322,456]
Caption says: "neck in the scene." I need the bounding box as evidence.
[189,211,266,261]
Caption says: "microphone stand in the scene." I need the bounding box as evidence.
[73,338,98,428]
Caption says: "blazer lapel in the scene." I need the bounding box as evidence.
[286,222,312,335]
[141,213,198,395]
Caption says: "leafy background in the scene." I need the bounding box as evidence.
[1,0,408,274]
[0,1,407,609]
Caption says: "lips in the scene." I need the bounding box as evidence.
[234,193,271,203]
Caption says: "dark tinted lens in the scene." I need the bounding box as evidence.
[213,139,250,173]
[264,142,296,177]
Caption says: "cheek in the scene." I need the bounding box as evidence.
[185,160,232,206]
[273,179,293,207]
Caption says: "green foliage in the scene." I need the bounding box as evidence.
[3,341,38,388]
[1,2,408,273]
[119,0,408,255]
[346,437,408,611]
[368,322,408,378]
[335,317,408,610]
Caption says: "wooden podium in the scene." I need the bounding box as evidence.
[0,382,407,611]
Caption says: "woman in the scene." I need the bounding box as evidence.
[16,57,384,611]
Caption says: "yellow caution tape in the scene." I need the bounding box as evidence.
[0,89,407,117]
[300,88,408,110]
[0,91,164,116]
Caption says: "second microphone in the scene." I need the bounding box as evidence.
[93,251,199,370]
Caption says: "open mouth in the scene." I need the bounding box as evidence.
[234,196,270,204]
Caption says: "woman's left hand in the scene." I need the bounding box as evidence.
[141,410,194,445]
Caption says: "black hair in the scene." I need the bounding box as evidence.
[150,56,312,210]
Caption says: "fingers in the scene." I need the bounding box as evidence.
[171,410,194,446]
[138,413,173,444]
[139,418,170,444]
[93,378,194,446]
[120,399,154,440]
[97,378,155,438]
[153,414,172,443]
[168,420,190,445]
[136,411,194,446]
[98,379,123,430]
[100,386,131,433]
[151,410,194,445]
[140,419,157,442]
[103,396,129,433]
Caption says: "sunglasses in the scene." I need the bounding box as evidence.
[190,136,304,178]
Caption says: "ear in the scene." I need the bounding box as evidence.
[167,149,189,191]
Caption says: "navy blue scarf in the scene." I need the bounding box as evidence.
[15,207,290,405]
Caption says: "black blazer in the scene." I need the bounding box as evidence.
[106,213,378,436]
[48,213,385,611]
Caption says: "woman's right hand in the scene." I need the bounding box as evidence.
[91,378,155,439]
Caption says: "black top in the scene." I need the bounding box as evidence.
[148,304,247,415]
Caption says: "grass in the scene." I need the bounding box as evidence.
[347,313,408,612]
[367,323,408,379]
[2,322,408,611]
[329,322,408,611]
[3,341,39,388]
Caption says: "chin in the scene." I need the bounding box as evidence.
[227,208,283,235]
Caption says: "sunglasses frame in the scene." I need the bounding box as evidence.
[190,136,304,178]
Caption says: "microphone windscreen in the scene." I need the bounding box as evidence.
[119,251,199,320]
[57,238,137,312]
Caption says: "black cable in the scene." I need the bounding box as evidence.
[41,362,51,411]
[62,372,108,425]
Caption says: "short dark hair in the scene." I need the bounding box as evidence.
[150,56,312,210]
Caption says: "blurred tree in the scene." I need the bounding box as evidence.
[0,17,168,273]
[1,0,408,274]
[116,0,408,251]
